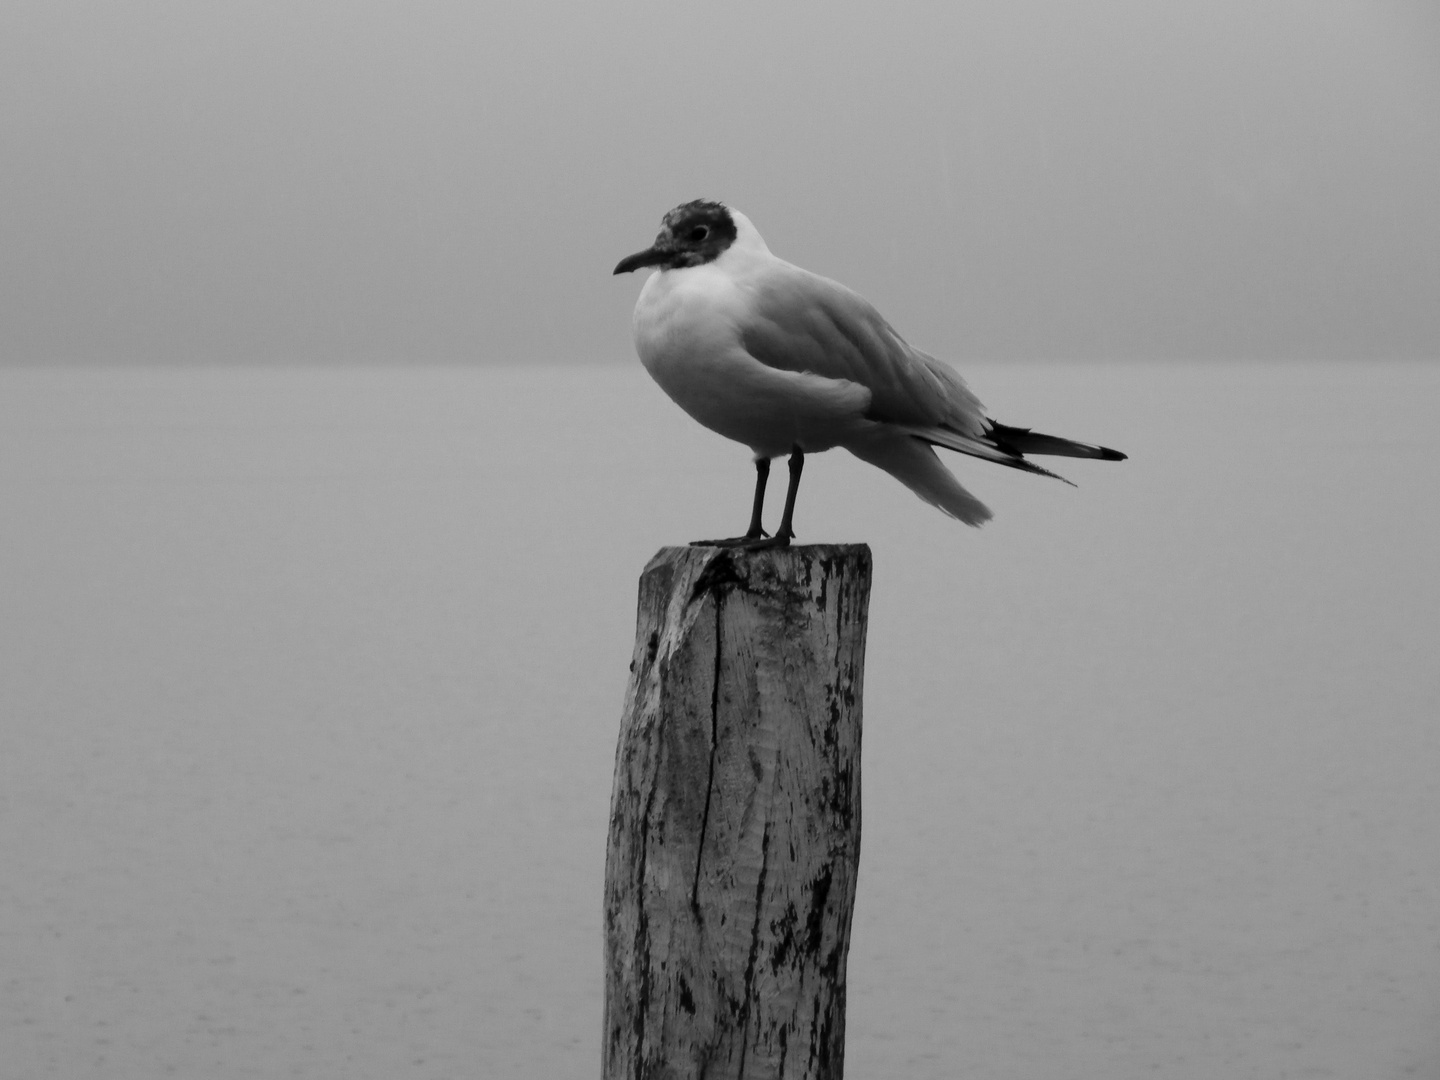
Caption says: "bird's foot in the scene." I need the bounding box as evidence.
[690,533,790,550]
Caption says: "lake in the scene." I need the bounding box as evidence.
[1,361,1436,1078]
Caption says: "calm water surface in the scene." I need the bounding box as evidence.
[1,362,1436,1078]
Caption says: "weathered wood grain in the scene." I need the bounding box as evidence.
[603,544,872,1080]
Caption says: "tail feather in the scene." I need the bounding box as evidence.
[901,424,1076,486]
[986,420,1127,461]
[846,433,993,527]
[842,417,1125,528]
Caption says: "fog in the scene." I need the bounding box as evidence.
[3,1,1438,364]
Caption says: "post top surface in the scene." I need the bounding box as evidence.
[646,543,871,571]
[653,543,871,558]
[641,544,873,606]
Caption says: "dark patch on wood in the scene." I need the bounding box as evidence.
[830,765,855,830]
[690,550,744,602]
[769,900,800,972]
[805,865,833,956]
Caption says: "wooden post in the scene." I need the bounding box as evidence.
[603,544,872,1080]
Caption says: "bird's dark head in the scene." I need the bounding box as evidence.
[613,200,738,275]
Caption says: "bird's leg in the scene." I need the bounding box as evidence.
[693,449,802,549]
[773,448,804,543]
[744,456,771,539]
[691,457,774,547]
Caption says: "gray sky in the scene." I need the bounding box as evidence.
[3,0,1437,364]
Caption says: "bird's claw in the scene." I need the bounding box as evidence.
[690,533,791,550]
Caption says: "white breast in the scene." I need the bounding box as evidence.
[631,253,872,458]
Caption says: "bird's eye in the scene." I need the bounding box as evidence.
[689,226,710,242]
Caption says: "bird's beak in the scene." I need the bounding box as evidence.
[613,245,668,275]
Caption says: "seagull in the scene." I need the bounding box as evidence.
[614,200,1125,547]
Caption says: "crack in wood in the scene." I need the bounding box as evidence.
[691,592,722,914]
[736,819,771,1079]
[633,777,658,1080]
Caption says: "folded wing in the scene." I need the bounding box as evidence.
[734,256,1125,526]
[739,260,988,440]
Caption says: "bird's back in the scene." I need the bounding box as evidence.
[735,256,988,441]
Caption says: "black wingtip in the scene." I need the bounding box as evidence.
[1099,447,1128,461]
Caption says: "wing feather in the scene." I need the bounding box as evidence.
[738,261,987,439]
